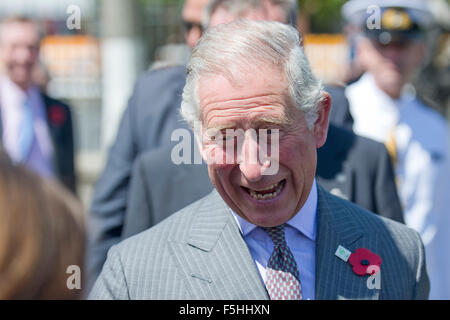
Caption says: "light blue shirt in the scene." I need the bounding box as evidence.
[232,179,317,300]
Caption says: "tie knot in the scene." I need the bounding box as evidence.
[263,224,286,247]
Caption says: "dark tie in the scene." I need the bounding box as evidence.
[263,224,302,300]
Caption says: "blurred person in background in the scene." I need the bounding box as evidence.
[343,0,450,299]
[0,17,76,193]
[0,149,85,299]
[87,0,209,286]
[183,0,210,49]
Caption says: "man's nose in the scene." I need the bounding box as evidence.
[238,132,264,182]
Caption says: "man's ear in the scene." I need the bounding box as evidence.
[313,92,331,148]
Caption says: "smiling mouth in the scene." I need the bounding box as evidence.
[242,179,286,201]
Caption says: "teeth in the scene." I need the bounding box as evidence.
[248,181,284,200]
[259,183,279,191]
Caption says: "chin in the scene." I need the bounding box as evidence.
[245,211,294,228]
[238,200,298,226]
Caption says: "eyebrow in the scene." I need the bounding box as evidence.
[206,116,291,131]
[257,116,292,127]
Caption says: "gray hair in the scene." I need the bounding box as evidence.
[180,20,323,129]
[202,0,298,28]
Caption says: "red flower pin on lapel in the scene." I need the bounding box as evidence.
[348,248,382,276]
[335,246,382,276]
[48,105,67,127]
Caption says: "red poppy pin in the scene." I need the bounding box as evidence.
[48,105,67,127]
[335,246,382,276]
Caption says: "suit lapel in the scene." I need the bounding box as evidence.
[169,190,269,299]
[315,185,379,300]
[41,94,55,141]
[40,93,59,173]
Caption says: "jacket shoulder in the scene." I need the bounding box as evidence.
[322,125,388,172]
[128,66,186,118]
[98,193,215,298]
[113,192,213,259]
[136,65,186,88]
[42,94,71,112]
[336,125,387,157]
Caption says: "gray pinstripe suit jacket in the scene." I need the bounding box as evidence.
[89,185,429,300]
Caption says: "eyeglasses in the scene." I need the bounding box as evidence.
[183,20,203,33]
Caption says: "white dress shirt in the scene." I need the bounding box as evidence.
[0,76,54,177]
[232,179,318,300]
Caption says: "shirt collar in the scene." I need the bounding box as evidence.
[232,179,318,241]
[363,72,416,104]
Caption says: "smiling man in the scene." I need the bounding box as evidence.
[194,61,324,229]
[90,20,429,300]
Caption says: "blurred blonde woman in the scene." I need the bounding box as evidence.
[0,150,85,299]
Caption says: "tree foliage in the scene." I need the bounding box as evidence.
[298,0,346,33]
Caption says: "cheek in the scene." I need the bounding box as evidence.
[279,132,312,157]
[208,164,236,195]
[278,135,317,175]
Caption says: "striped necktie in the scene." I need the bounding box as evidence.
[263,224,302,300]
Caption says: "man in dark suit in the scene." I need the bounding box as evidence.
[90,20,428,300]
[87,0,207,284]
[0,17,76,193]
[88,0,403,283]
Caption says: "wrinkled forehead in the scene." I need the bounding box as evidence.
[197,66,293,128]
[198,62,289,98]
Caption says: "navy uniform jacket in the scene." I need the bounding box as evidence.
[88,65,402,283]
[0,93,76,193]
